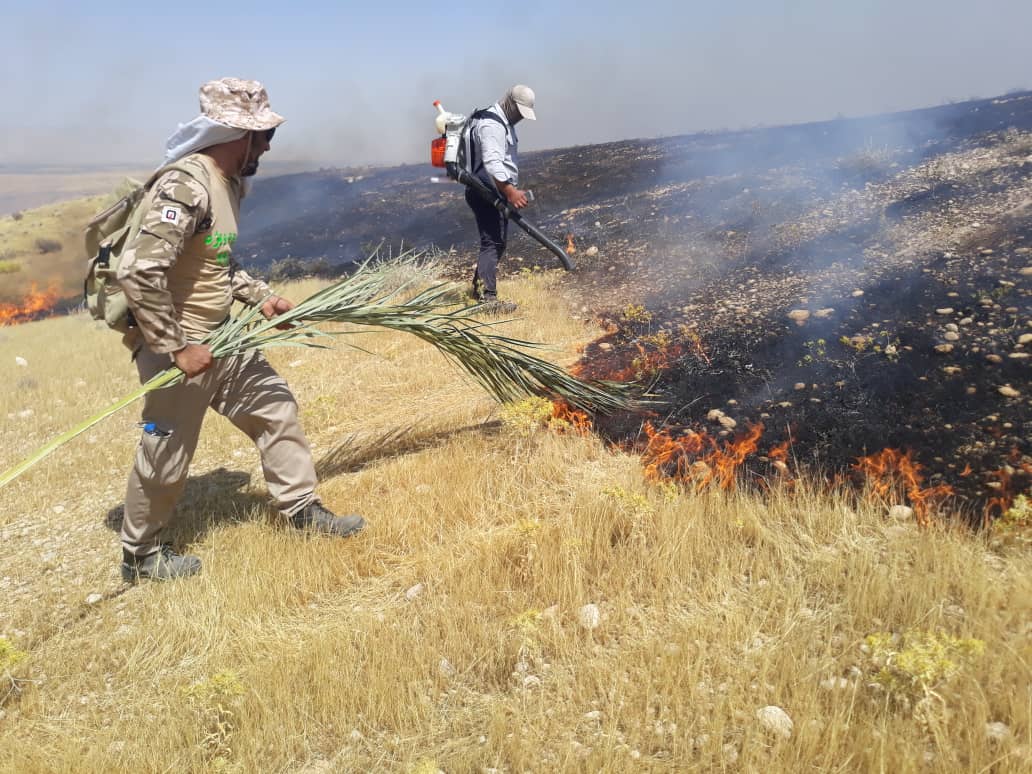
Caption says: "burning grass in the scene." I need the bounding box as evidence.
[0,271,1029,772]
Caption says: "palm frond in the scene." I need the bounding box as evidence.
[0,253,634,489]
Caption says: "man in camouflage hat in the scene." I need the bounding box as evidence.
[116,77,365,583]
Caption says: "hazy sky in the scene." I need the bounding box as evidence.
[3,0,1031,168]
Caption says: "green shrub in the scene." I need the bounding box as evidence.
[0,259,20,274]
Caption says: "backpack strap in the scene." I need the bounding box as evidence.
[468,108,508,174]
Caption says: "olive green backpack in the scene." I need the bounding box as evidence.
[83,159,207,333]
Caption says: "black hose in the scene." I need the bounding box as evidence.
[450,164,574,271]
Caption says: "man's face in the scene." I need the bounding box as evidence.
[241,128,274,177]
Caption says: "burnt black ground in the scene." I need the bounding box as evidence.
[239,93,1032,518]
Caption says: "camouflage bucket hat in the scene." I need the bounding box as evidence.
[199,77,285,131]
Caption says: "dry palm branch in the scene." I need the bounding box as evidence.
[0,255,633,489]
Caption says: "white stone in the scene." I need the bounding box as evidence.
[405,583,424,600]
[998,385,1021,398]
[936,308,954,315]
[756,705,794,738]
[889,505,914,521]
[578,603,601,630]
[1018,333,1032,345]
[585,246,599,257]
[14,357,27,367]
[985,722,1011,744]
[584,710,603,721]
[85,593,103,605]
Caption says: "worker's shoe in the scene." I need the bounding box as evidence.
[121,544,202,583]
[289,501,366,538]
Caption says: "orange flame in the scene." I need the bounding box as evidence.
[984,456,1032,524]
[551,400,592,435]
[853,449,953,527]
[0,283,61,326]
[641,421,764,492]
[566,234,577,254]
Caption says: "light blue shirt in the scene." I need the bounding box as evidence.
[474,103,519,187]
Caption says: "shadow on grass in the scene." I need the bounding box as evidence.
[101,420,503,541]
[314,420,502,481]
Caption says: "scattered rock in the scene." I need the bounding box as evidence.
[788,309,810,324]
[943,332,960,341]
[721,742,739,764]
[756,705,794,738]
[942,366,962,376]
[1018,333,1032,345]
[583,710,603,721]
[1019,267,1032,276]
[814,308,835,319]
[1008,352,1029,360]
[959,317,973,325]
[85,593,103,605]
[851,290,864,297]
[934,344,954,354]
[935,308,954,315]
[405,583,424,600]
[985,721,1011,744]
[998,385,1021,398]
[986,354,1003,364]
[578,603,601,630]
[585,246,599,257]
[889,505,914,521]
[794,382,806,391]
[598,342,612,352]
[14,356,27,367]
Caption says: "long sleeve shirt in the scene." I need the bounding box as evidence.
[117,154,272,354]
[473,103,519,187]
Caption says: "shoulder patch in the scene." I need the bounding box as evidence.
[160,205,182,225]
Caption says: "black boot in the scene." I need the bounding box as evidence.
[289,501,366,538]
[121,544,202,583]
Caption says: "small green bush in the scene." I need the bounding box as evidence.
[0,259,20,274]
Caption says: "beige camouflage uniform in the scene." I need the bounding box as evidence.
[116,80,318,559]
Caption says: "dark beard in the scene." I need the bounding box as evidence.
[242,159,260,177]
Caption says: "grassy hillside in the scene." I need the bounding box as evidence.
[0,194,114,306]
[0,271,1029,772]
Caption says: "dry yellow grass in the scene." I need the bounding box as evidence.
[0,271,1029,773]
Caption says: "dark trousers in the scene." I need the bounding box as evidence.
[465,185,508,299]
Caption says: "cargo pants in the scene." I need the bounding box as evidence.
[121,347,318,557]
